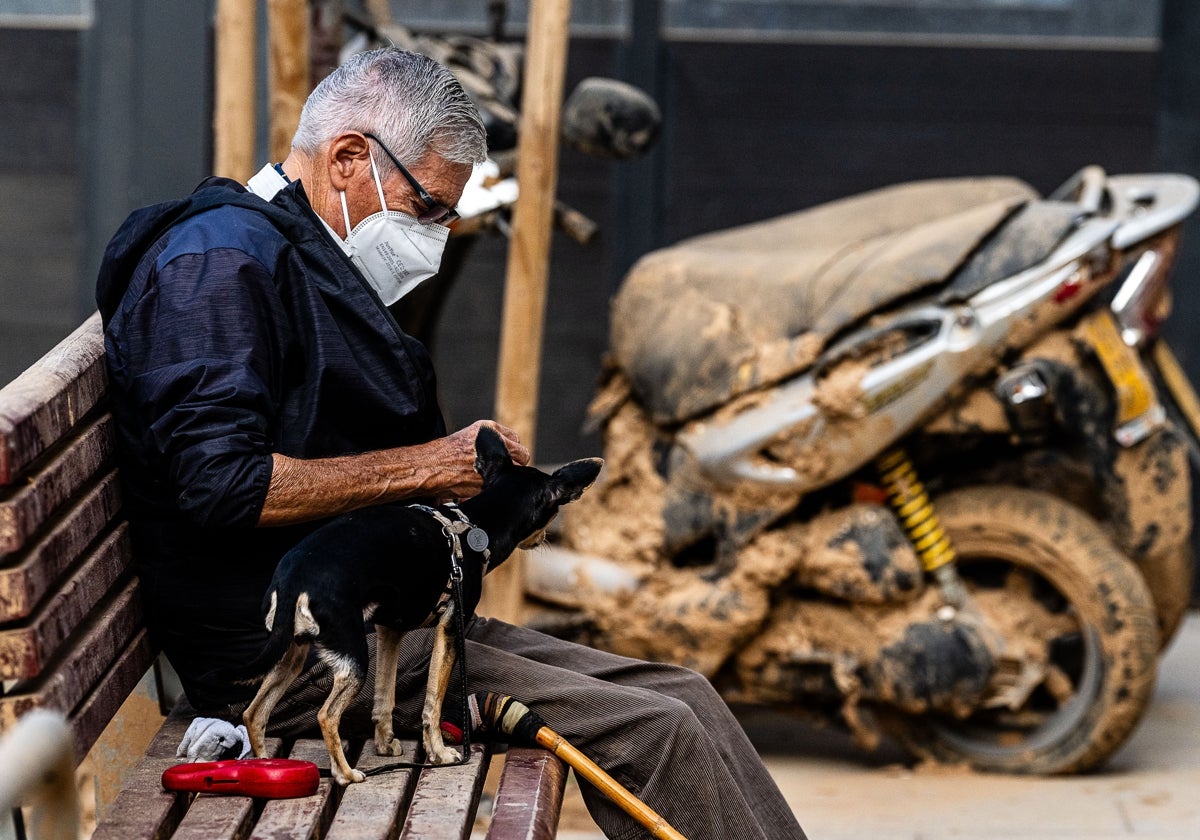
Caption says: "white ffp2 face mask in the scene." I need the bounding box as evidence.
[339,150,450,306]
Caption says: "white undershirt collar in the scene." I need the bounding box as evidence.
[246,163,349,254]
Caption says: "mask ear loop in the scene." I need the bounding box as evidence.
[367,147,388,212]
[338,146,390,239]
[339,190,353,238]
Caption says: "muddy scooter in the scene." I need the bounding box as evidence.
[527,166,1200,774]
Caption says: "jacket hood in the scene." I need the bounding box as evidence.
[95,176,319,325]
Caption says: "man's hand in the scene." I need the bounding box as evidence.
[256,420,529,526]
[435,420,531,499]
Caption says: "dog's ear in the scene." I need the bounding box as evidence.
[474,425,513,483]
[550,458,604,504]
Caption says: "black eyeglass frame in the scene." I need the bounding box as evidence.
[363,131,459,226]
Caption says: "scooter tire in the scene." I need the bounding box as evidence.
[880,486,1159,775]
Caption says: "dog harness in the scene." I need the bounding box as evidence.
[407,503,491,625]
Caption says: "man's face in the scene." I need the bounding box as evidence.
[305,132,474,238]
[341,143,473,233]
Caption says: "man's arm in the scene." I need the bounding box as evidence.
[257,420,530,526]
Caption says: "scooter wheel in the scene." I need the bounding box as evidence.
[880,486,1159,774]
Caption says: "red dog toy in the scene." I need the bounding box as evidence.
[162,758,320,799]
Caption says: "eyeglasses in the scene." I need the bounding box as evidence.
[363,132,459,226]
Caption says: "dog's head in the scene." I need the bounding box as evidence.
[473,426,603,550]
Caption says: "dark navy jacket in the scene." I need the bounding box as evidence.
[96,176,446,708]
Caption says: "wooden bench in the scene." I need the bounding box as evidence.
[0,313,567,839]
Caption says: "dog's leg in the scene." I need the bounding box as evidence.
[372,624,406,756]
[421,606,463,765]
[318,653,366,785]
[243,641,308,757]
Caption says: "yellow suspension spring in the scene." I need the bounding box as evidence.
[876,448,957,572]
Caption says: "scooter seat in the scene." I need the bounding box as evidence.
[611,176,1038,423]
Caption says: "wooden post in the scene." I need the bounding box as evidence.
[309,0,344,88]
[365,0,392,26]
[213,0,257,182]
[486,0,573,621]
[268,0,310,163]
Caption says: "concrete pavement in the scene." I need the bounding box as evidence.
[751,611,1200,840]
[540,612,1200,839]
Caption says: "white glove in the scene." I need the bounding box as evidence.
[176,717,251,762]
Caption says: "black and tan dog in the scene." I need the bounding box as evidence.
[223,427,602,784]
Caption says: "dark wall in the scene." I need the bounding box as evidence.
[0,4,212,388]
[1157,0,1200,397]
[0,28,81,386]
[664,42,1158,237]
[431,37,1161,464]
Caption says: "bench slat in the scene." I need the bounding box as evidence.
[325,739,420,840]
[69,625,157,761]
[0,413,115,556]
[0,525,131,680]
[486,748,567,840]
[0,469,121,620]
[399,743,492,840]
[0,579,144,727]
[92,708,286,840]
[249,738,352,840]
[89,709,197,840]
[171,797,257,840]
[0,313,107,486]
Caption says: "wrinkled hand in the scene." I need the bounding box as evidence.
[435,420,529,499]
[176,717,251,762]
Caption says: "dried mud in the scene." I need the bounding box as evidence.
[563,291,1169,764]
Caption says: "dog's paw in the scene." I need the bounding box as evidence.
[375,737,405,757]
[429,746,462,766]
[333,767,367,786]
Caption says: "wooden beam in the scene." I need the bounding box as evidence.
[494,0,572,454]
[0,418,115,558]
[268,0,310,163]
[0,583,146,730]
[486,749,567,840]
[0,471,121,623]
[309,0,344,88]
[488,0,573,622]
[0,314,107,488]
[399,743,492,839]
[252,739,346,839]
[213,0,257,181]
[0,528,131,681]
[325,739,419,840]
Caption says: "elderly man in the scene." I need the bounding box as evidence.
[96,48,806,839]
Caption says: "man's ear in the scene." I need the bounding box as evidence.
[474,426,513,484]
[327,132,371,192]
[551,458,604,504]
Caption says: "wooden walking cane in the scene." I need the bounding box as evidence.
[534,727,688,840]
[473,693,689,840]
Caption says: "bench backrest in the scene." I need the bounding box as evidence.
[0,313,154,762]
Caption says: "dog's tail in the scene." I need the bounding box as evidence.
[203,587,311,685]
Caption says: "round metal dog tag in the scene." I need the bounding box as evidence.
[466,528,490,553]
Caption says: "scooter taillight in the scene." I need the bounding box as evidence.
[1111,229,1180,347]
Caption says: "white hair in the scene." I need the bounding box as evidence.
[292,48,486,172]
